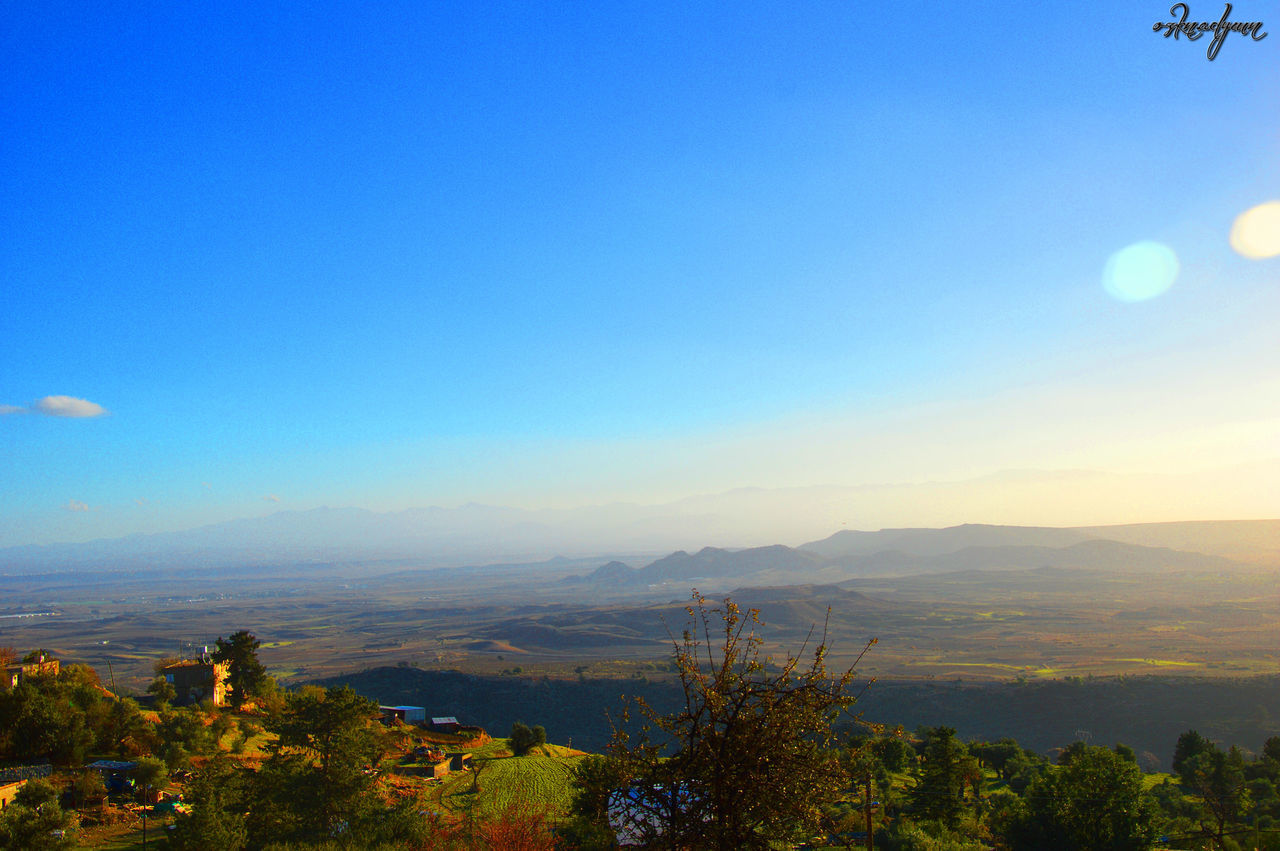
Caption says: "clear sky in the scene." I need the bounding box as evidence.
[3,1,1278,547]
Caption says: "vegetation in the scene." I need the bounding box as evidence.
[508,721,547,756]
[214,630,269,710]
[0,780,76,850]
[589,591,873,849]
[1,598,1279,850]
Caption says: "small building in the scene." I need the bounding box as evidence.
[86,760,139,794]
[0,781,26,810]
[4,655,60,688]
[379,705,426,724]
[160,657,229,707]
[448,752,473,772]
[430,716,461,733]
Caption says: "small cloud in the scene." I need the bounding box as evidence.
[263,494,281,503]
[201,481,212,489]
[35,396,108,418]
[135,497,148,507]
[65,499,90,512]
[0,404,26,416]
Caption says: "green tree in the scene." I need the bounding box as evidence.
[1185,745,1251,846]
[995,744,1156,850]
[1172,729,1213,783]
[167,757,249,851]
[0,780,76,850]
[251,685,385,844]
[130,756,167,798]
[147,676,177,708]
[509,721,548,756]
[910,727,968,827]
[605,591,871,850]
[213,630,267,710]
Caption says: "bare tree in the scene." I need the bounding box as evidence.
[605,591,875,850]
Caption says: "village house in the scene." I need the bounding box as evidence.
[4,654,60,688]
[160,656,229,707]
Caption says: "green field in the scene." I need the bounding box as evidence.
[433,738,585,821]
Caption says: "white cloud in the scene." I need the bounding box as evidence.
[34,396,108,418]
[2,396,109,417]
[135,497,148,507]
[201,482,212,489]
[64,499,90,512]
[263,494,281,503]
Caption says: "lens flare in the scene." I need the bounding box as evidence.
[1230,201,1280,259]
[1102,241,1179,302]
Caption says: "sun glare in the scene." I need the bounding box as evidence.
[1230,200,1280,259]
[1102,241,1179,303]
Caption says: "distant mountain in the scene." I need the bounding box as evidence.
[561,560,636,585]
[559,531,1255,593]
[802,524,1094,559]
[2,486,1274,579]
[1073,520,1280,564]
[802,521,1280,565]
[826,539,1241,577]
[630,545,825,586]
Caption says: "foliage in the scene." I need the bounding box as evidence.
[158,706,217,769]
[148,675,177,707]
[70,770,106,807]
[509,721,547,756]
[993,744,1156,850]
[0,662,126,764]
[214,630,268,710]
[251,685,385,844]
[1172,729,1213,783]
[0,780,76,851]
[167,758,249,851]
[602,591,871,850]
[1184,743,1251,845]
[909,727,975,827]
[131,756,168,793]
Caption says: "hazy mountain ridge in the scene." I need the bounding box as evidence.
[7,462,1279,569]
[2,492,1275,582]
[557,524,1266,595]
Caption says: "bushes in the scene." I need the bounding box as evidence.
[509,721,547,756]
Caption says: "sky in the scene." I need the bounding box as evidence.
[2,1,1278,547]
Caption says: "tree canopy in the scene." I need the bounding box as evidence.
[213,630,267,710]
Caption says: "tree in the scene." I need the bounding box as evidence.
[509,721,547,756]
[147,676,176,708]
[564,754,631,848]
[0,780,76,850]
[604,591,872,850]
[1172,729,1213,783]
[910,726,969,827]
[212,631,267,710]
[130,757,167,799]
[251,685,385,843]
[995,744,1156,850]
[167,757,248,851]
[1184,745,1251,846]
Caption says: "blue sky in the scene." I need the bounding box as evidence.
[3,1,1278,546]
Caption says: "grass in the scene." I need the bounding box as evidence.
[78,813,174,849]
[432,738,585,821]
[1114,658,1203,667]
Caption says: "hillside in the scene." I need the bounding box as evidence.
[317,666,1280,765]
